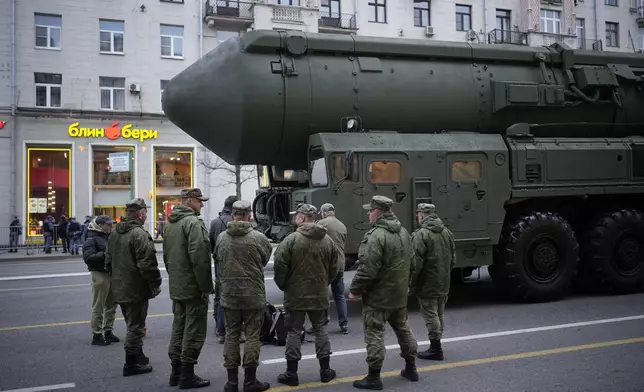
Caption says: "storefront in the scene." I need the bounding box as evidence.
[16,115,206,239]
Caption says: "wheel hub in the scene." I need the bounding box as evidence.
[613,235,643,276]
[527,240,560,283]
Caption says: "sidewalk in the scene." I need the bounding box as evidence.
[0,243,165,263]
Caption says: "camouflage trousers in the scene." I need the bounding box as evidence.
[223,307,264,369]
[285,309,331,361]
[362,305,418,370]
[168,297,209,365]
[419,295,448,340]
[120,300,149,356]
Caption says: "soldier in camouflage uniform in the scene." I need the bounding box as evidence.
[411,203,456,361]
[274,203,340,387]
[164,188,213,389]
[106,198,162,377]
[349,195,419,390]
[215,200,273,392]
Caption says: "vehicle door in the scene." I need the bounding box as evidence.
[443,153,488,233]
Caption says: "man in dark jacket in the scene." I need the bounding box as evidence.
[274,203,340,387]
[67,217,82,255]
[209,195,237,342]
[57,215,69,253]
[83,215,118,346]
[164,188,213,389]
[106,198,162,377]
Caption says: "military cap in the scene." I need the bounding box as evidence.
[232,200,252,212]
[320,203,335,213]
[181,188,209,201]
[126,198,149,211]
[95,215,114,225]
[289,203,317,216]
[224,195,238,207]
[362,195,394,211]
[417,203,436,215]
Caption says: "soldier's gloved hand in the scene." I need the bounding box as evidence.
[150,287,162,298]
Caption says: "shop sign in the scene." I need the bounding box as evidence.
[68,121,158,142]
[108,151,130,172]
[0,121,6,130]
[29,198,48,213]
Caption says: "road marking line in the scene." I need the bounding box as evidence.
[260,314,644,364]
[0,284,89,292]
[0,382,76,392]
[267,337,644,392]
[0,269,275,282]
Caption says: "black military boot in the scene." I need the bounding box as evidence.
[319,356,336,383]
[277,360,299,386]
[137,348,150,365]
[224,368,238,392]
[243,367,270,392]
[169,361,182,387]
[353,367,383,390]
[104,330,120,343]
[400,357,419,382]
[418,339,444,361]
[91,333,110,346]
[178,363,210,389]
[123,353,153,377]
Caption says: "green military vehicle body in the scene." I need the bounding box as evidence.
[162,30,644,303]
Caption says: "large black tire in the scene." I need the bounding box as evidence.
[579,208,644,294]
[493,212,579,303]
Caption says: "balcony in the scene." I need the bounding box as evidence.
[488,29,528,45]
[253,2,320,32]
[204,0,254,28]
[318,13,357,34]
[637,6,644,27]
[574,38,603,51]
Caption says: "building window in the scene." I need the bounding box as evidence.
[160,0,184,3]
[368,0,386,23]
[216,29,239,43]
[92,147,134,222]
[34,73,62,108]
[606,22,619,47]
[605,0,617,5]
[495,9,511,42]
[35,13,61,49]
[277,0,299,4]
[99,77,125,111]
[321,0,340,18]
[455,4,471,31]
[160,24,184,58]
[414,0,430,27]
[451,161,482,182]
[575,18,585,49]
[368,161,401,183]
[26,147,72,226]
[540,9,561,34]
[331,153,359,182]
[154,148,194,220]
[99,19,124,54]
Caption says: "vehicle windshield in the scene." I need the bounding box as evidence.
[270,165,308,187]
[309,147,328,187]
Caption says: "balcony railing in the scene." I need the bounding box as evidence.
[318,13,357,30]
[637,6,644,26]
[204,0,253,19]
[574,38,603,51]
[487,29,528,45]
[272,5,302,22]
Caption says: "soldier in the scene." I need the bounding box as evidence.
[348,195,419,390]
[164,188,213,389]
[215,200,273,392]
[106,198,162,377]
[317,203,349,334]
[411,203,456,361]
[273,203,340,387]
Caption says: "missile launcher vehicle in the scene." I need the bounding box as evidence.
[163,30,644,302]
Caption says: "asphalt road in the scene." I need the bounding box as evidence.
[0,257,643,392]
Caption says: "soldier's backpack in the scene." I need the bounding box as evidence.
[260,302,304,346]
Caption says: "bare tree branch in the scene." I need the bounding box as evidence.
[198,149,257,199]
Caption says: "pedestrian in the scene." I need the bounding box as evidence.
[317,203,349,334]
[411,203,456,361]
[106,198,162,377]
[274,203,340,387]
[83,215,119,346]
[209,195,238,343]
[57,215,69,253]
[215,200,273,392]
[42,215,54,254]
[164,188,213,389]
[348,195,419,390]
[67,217,82,255]
[9,216,21,253]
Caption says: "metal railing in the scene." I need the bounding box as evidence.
[204,0,254,19]
[575,38,603,51]
[487,29,528,45]
[0,224,87,256]
[272,5,302,22]
[318,13,357,29]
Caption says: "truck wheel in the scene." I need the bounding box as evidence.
[494,212,579,302]
[579,209,644,294]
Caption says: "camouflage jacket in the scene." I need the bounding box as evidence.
[106,217,162,303]
[215,220,272,309]
[273,222,340,310]
[317,214,347,278]
[163,205,213,301]
[411,215,456,297]
[349,212,414,310]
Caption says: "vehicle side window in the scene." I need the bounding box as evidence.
[331,152,359,181]
[368,161,401,183]
[451,160,482,182]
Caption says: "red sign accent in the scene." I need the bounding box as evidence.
[0,121,6,130]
